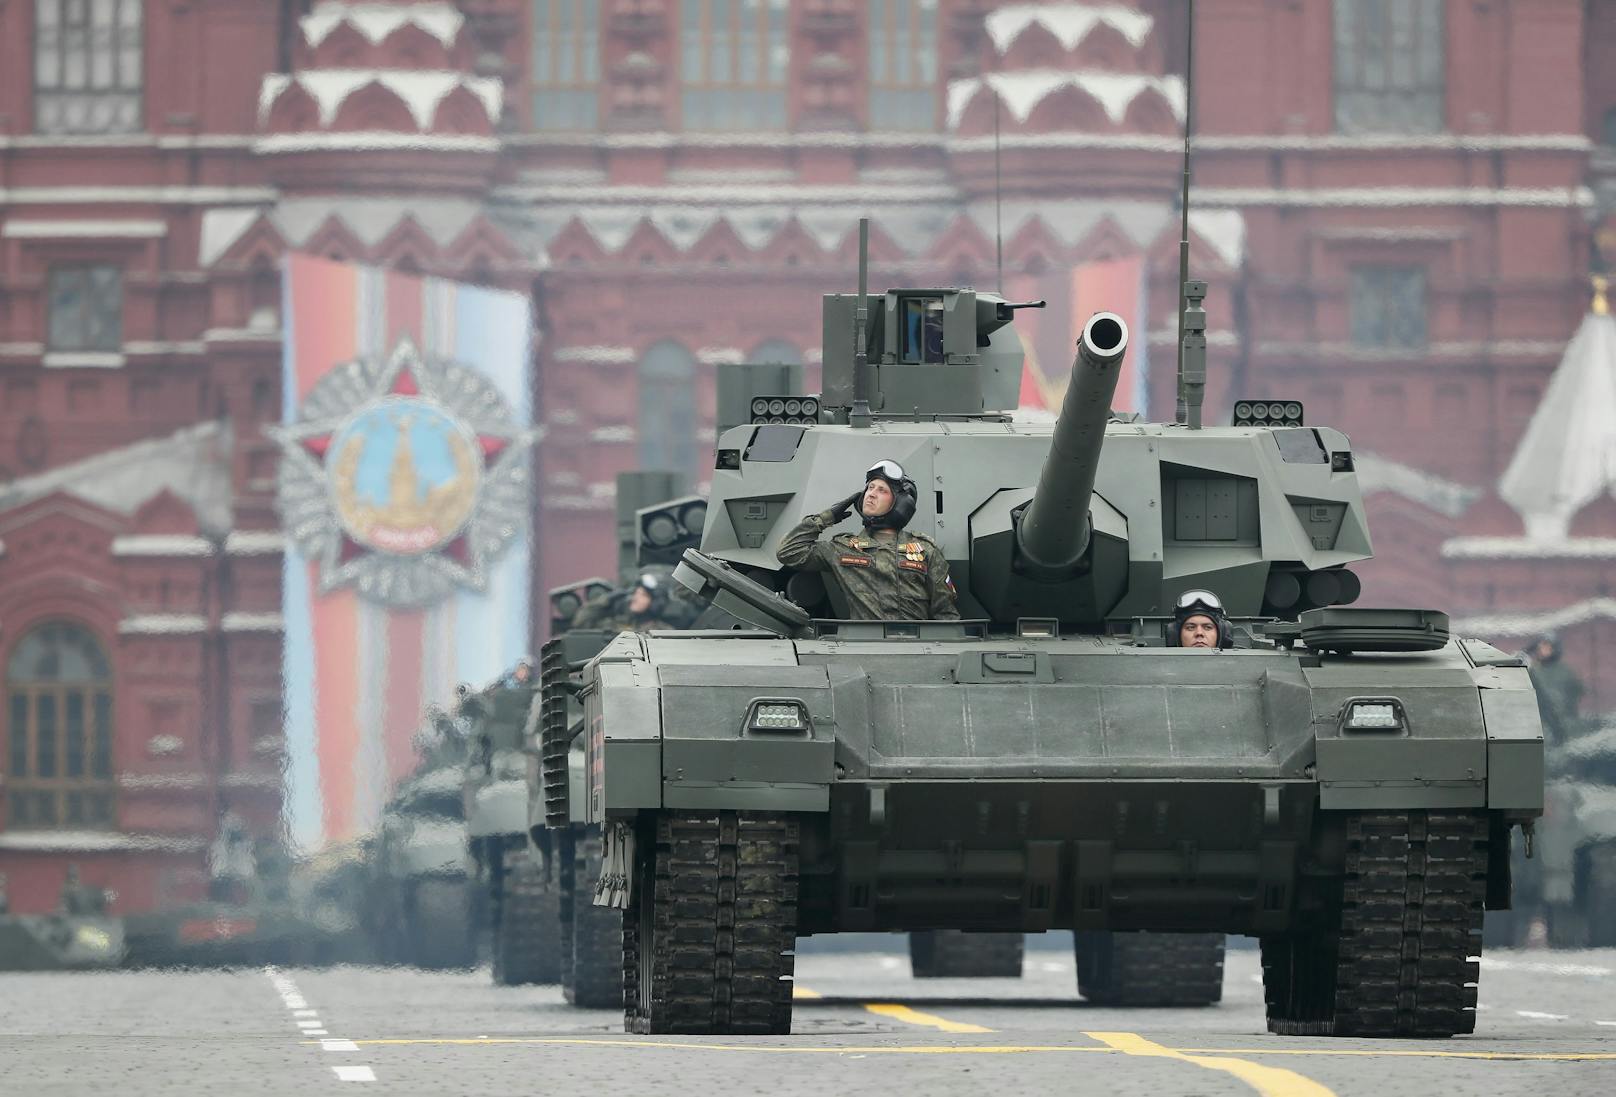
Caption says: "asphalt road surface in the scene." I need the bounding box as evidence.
[5,943,1615,1096]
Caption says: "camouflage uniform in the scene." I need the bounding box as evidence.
[570,593,676,633]
[776,509,959,620]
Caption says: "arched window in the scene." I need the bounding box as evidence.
[747,339,802,365]
[638,341,698,478]
[5,622,114,829]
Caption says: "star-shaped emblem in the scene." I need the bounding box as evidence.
[272,338,535,607]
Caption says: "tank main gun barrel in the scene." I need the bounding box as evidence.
[1017,312,1129,574]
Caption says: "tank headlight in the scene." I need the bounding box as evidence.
[679,501,707,534]
[1343,699,1405,731]
[553,592,581,618]
[751,398,770,416]
[748,700,809,733]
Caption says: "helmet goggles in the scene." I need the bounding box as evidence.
[1174,589,1225,616]
[866,460,908,484]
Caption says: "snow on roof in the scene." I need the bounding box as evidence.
[1451,597,1616,638]
[301,1,463,49]
[986,3,1155,53]
[947,70,1185,129]
[1354,451,1482,519]
[1498,294,1616,539]
[0,421,233,534]
[258,69,502,129]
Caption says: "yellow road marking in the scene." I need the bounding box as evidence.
[862,1003,993,1034]
[792,986,823,1000]
[1088,1031,1336,1097]
[324,1037,1616,1062]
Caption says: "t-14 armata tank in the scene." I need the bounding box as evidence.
[554,234,1544,1038]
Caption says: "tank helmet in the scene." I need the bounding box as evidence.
[632,571,667,613]
[1532,633,1561,659]
[1170,588,1233,648]
[861,459,918,531]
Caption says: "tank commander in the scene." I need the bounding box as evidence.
[776,459,958,621]
[58,864,108,916]
[571,571,676,632]
[1170,590,1233,649]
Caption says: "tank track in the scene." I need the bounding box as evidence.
[538,640,573,829]
[1074,932,1226,1006]
[564,827,626,1008]
[492,845,561,986]
[909,931,1025,978]
[624,810,799,1035]
[1263,809,1487,1037]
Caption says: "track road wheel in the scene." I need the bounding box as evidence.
[1073,932,1225,1006]
[492,845,561,986]
[565,827,625,1008]
[1263,809,1487,1037]
[909,932,1025,978]
[407,876,477,970]
[624,810,799,1035]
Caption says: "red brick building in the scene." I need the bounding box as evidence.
[0,0,1612,912]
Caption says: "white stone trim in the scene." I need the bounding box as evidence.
[42,352,126,369]
[1254,339,1567,361]
[0,830,207,853]
[222,612,285,633]
[123,340,207,356]
[505,131,946,151]
[220,772,282,789]
[1442,537,1616,560]
[111,534,215,557]
[119,614,208,635]
[1196,186,1594,209]
[1452,598,1616,637]
[0,342,45,356]
[948,70,1186,129]
[986,3,1155,52]
[1194,133,1591,153]
[588,426,637,443]
[551,345,637,364]
[2,218,167,239]
[0,185,277,205]
[493,182,961,205]
[301,1,464,48]
[253,132,499,155]
[696,346,745,365]
[0,134,255,150]
[202,327,283,345]
[258,69,502,129]
[225,530,286,555]
[118,773,207,790]
[949,133,1183,154]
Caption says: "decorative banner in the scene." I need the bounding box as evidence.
[274,254,534,850]
[1015,255,1148,415]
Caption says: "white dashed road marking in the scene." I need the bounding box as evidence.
[1481,957,1612,978]
[1516,1011,1570,1021]
[265,967,376,1085]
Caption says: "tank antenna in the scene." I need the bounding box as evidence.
[1175,0,1204,428]
[995,93,1004,293]
[851,217,872,427]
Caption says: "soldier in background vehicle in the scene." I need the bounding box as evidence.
[776,459,958,621]
[1526,634,1586,747]
[58,865,107,916]
[1170,590,1234,649]
[571,572,676,632]
[207,813,256,903]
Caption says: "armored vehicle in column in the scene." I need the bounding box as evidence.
[555,225,1545,1037]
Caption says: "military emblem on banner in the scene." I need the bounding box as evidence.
[271,337,535,607]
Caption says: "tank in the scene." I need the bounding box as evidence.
[1491,720,1616,947]
[361,753,478,970]
[0,914,124,971]
[557,255,1546,1038]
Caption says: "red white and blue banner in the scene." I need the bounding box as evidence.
[1014,255,1149,416]
[274,254,534,849]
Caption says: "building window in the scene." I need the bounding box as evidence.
[531,0,599,129]
[1333,0,1443,134]
[681,0,790,130]
[5,622,115,830]
[34,0,144,135]
[1350,266,1427,349]
[869,0,938,130]
[638,341,698,477]
[47,266,122,352]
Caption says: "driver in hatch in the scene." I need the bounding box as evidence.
[1169,589,1233,649]
[776,460,958,620]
